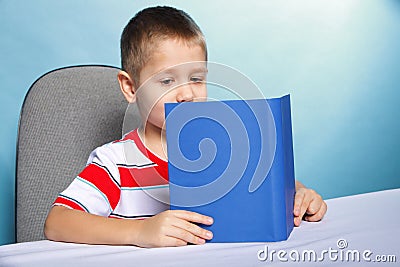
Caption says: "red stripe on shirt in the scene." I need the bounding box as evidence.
[78,164,120,210]
[119,166,168,188]
[54,196,85,212]
[129,129,169,180]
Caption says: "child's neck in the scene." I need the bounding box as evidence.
[139,124,167,161]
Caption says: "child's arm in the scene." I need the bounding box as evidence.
[293,181,327,226]
[44,206,213,247]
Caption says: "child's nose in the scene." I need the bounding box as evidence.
[176,83,194,102]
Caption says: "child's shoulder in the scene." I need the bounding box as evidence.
[87,129,151,167]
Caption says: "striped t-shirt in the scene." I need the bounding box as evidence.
[53,129,169,219]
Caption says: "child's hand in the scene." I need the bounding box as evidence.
[134,210,213,247]
[293,181,327,226]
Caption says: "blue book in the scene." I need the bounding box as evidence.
[165,95,295,242]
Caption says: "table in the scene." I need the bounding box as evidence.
[0,189,398,266]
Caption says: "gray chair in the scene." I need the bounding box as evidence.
[16,65,141,242]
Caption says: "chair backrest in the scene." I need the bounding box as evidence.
[16,65,141,242]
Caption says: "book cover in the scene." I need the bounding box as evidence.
[165,95,295,242]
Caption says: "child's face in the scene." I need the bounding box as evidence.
[136,38,208,132]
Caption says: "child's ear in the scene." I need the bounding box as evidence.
[118,70,136,103]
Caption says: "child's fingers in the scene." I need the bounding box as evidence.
[305,201,327,222]
[306,194,324,215]
[294,189,311,217]
[166,225,206,245]
[293,189,312,226]
[173,210,214,225]
[293,189,305,217]
[293,186,327,226]
[172,217,213,241]
[293,190,305,226]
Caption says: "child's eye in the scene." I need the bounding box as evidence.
[190,77,204,83]
[160,78,174,86]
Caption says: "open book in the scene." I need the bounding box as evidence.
[165,95,295,242]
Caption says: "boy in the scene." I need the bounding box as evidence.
[44,6,327,248]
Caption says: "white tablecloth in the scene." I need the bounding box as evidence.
[0,189,399,267]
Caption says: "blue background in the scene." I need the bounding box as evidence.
[1,0,399,245]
